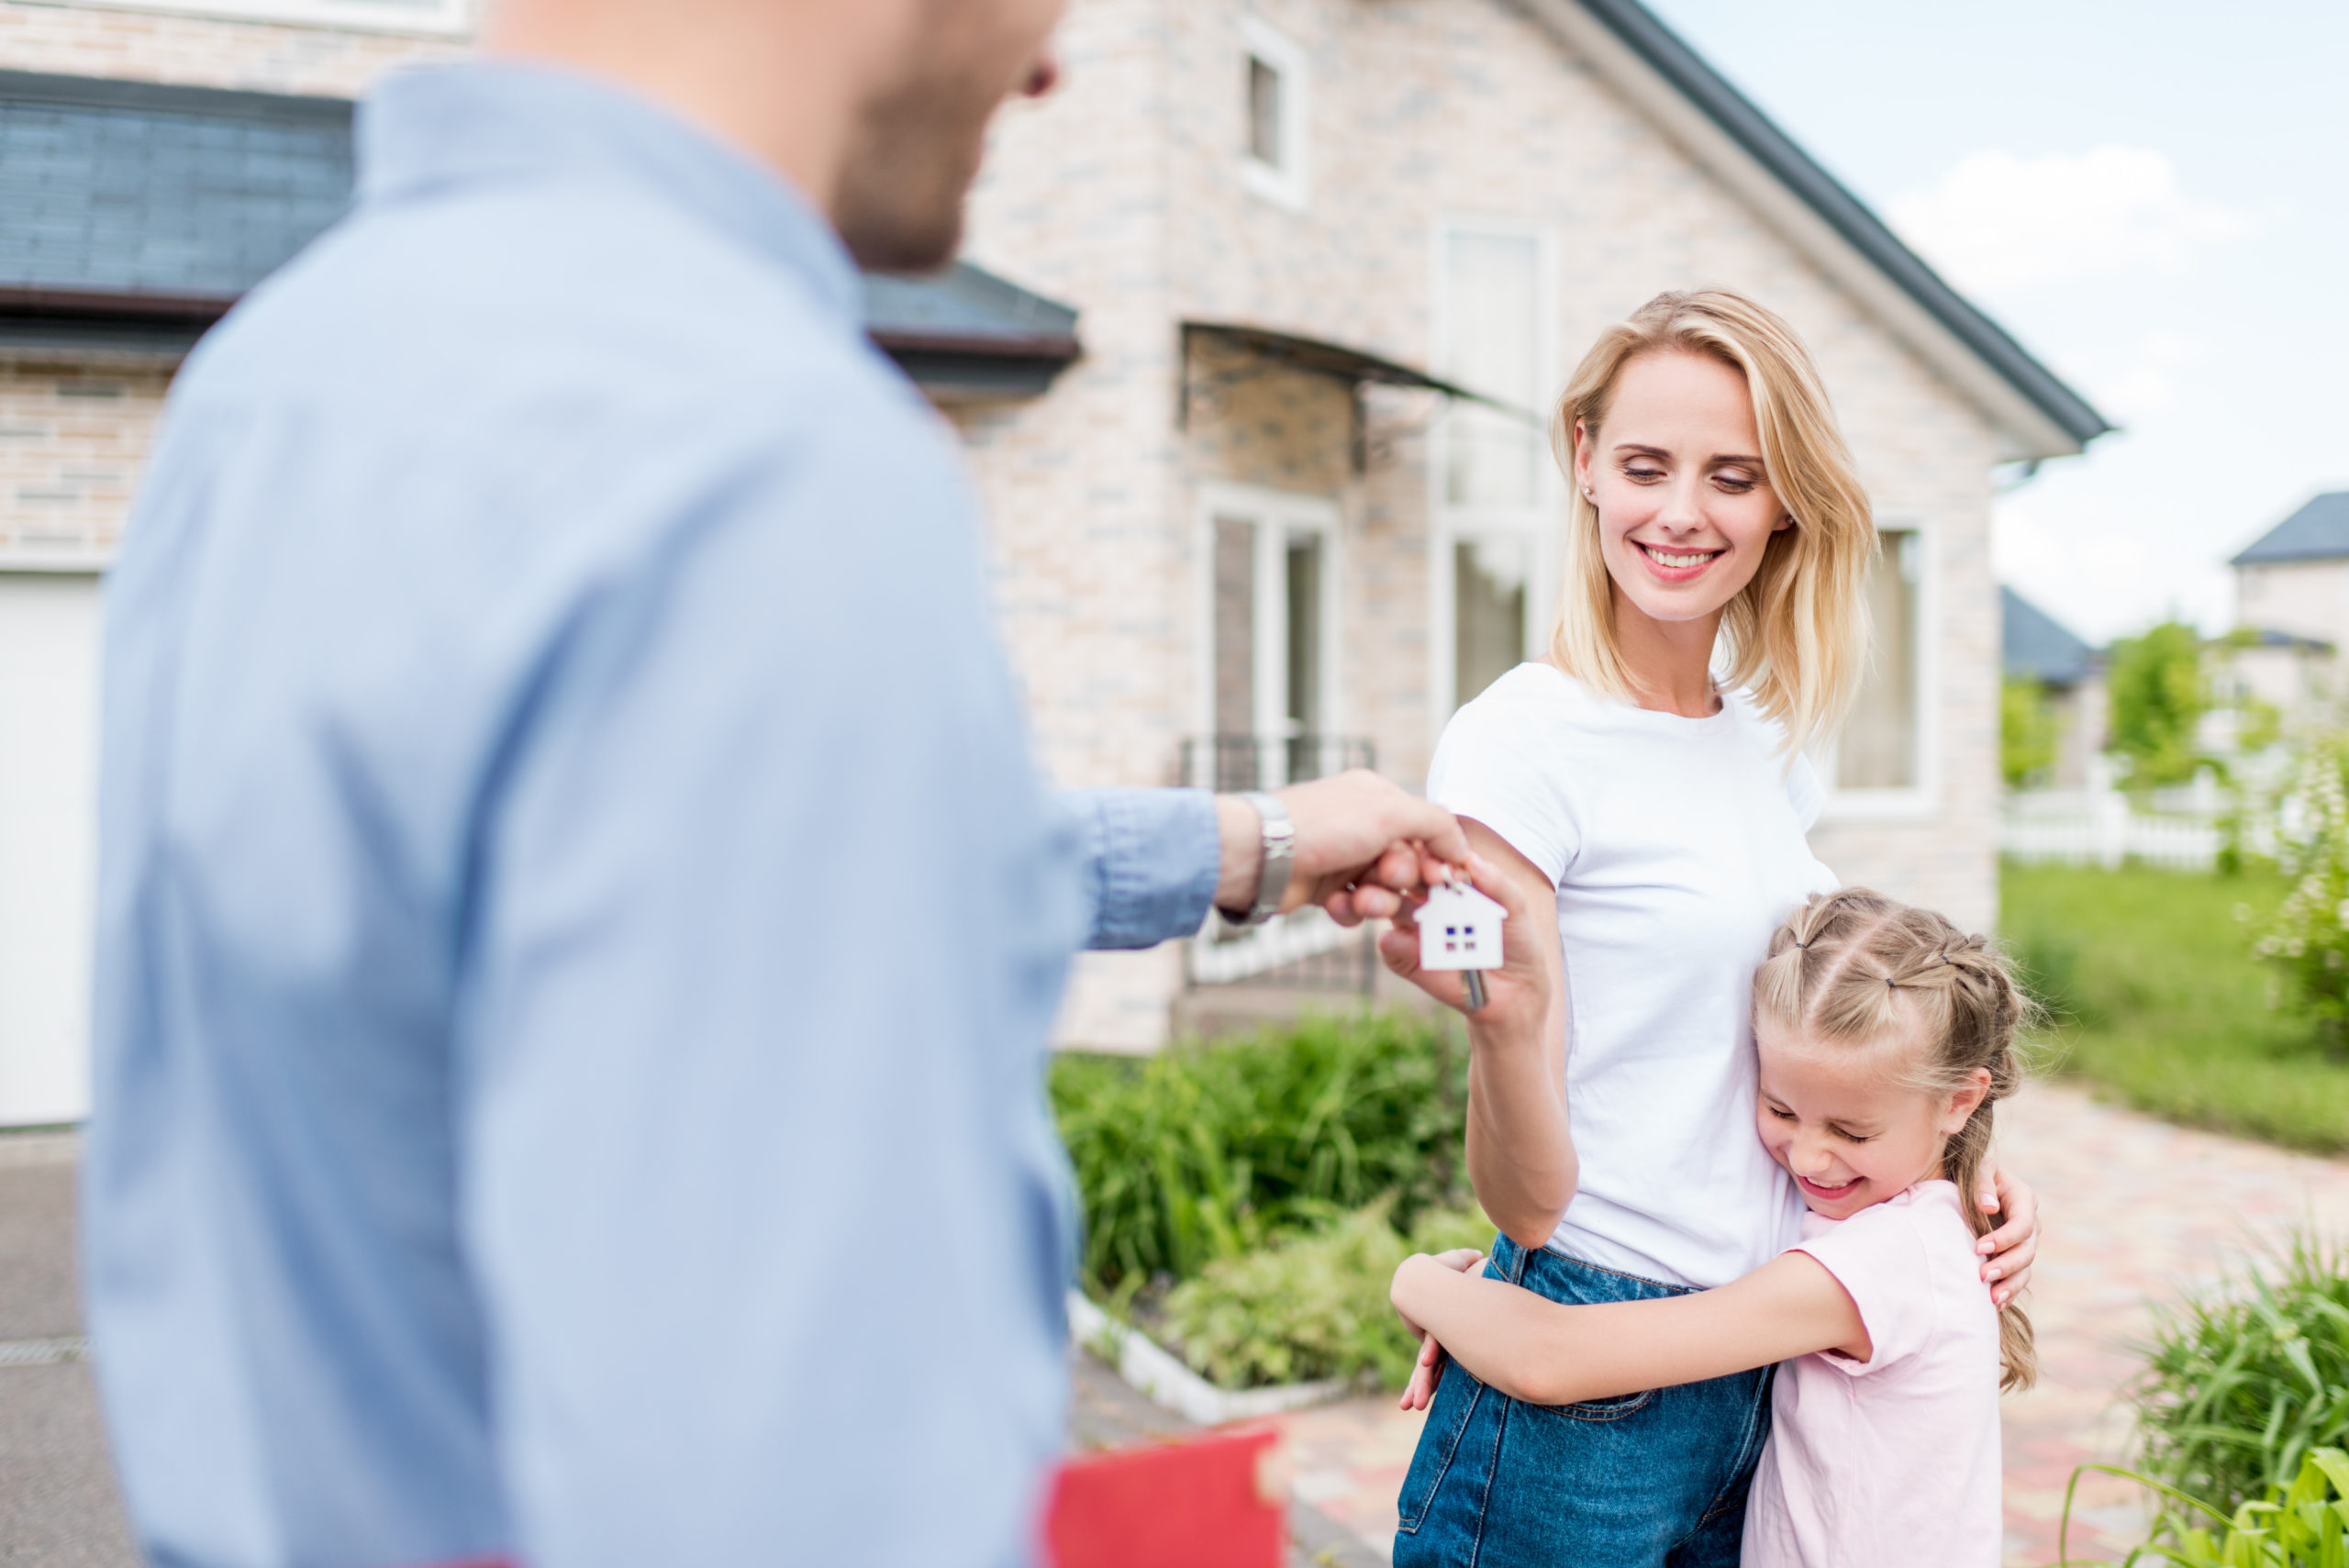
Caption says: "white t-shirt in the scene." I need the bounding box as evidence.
[1742,1182,2004,1568]
[1426,662,1836,1287]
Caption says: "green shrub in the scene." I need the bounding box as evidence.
[2065,1448,2349,1566]
[2128,1234,2349,1520]
[1162,1202,1495,1391]
[1050,1011,1468,1293]
[2254,737,2349,1048]
[2108,621,2212,789]
[2004,675,2061,789]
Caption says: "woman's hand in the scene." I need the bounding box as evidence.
[1379,852,1548,1031]
[1393,1250,1484,1411]
[1975,1164,2039,1307]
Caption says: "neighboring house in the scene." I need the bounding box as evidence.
[2000,585,2103,789]
[957,0,2104,1047]
[2229,492,2349,726]
[0,0,2108,1119]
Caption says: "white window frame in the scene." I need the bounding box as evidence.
[1427,218,1560,737]
[72,0,471,35]
[1817,515,1942,821]
[1194,481,1342,787]
[1239,15,1310,212]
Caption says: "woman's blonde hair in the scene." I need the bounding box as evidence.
[1753,887,2039,1394]
[1548,290,1876,757]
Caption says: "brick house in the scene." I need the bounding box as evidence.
[957,0,2106,1047]
[0,0,2102,1119]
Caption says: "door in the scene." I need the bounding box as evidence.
[0,573,100,1127]
[1202,485,1339,790]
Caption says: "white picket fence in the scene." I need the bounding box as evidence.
[1998,769,2226,872]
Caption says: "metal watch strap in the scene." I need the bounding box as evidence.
[1238,790,1295,926]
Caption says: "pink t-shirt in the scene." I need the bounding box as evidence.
[1741,1181,2003,1568]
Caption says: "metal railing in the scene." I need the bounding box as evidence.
[1176,734,1375,793]
[1179,734,1383,994]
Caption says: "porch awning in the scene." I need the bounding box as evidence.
[1179,320,1539,423]
[0,67,1081,395]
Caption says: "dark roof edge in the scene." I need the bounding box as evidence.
[1561,0,2111,450]
[0,285,236,324]
[1183,319,1536,418]
[866,328,1077,361]
[0,68,352,126]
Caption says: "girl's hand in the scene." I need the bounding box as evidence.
[1400,1330,1445,1411]
[1975,1164,2039,1307]
[1380,852,1547,1029]
[1392,1251,1485,1411]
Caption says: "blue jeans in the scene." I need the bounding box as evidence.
[1394,1234,1776,1568]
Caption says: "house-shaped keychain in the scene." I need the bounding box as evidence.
[1419,880,1505,972]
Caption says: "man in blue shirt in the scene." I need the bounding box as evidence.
[84,2,1469,1564]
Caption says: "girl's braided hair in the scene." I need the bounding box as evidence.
[1753,887,2039,1393]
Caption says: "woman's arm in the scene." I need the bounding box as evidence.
[1390,1250,1867,1407]
[1381,826,1576,1247]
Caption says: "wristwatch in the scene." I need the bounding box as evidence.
[1230,790,1296,927]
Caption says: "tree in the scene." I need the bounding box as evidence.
[2000,676,2059,788]
[2106,619,2209,788]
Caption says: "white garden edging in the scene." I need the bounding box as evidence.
[1066,1291,1351,1427]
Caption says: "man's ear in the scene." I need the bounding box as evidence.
[1939,1066,1992,1136]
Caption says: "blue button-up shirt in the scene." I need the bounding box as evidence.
[87,62,1219,1568]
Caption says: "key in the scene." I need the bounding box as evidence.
[1417,880,1505,1012]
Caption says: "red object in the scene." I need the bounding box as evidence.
[1044,1429,1286,1568]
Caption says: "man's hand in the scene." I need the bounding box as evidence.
[1213,770,1470,923]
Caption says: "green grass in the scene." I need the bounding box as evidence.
[2002,862,2349,1152]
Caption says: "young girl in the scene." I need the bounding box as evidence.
[1391,887,2036,1568]
[1377,288,2040,1565]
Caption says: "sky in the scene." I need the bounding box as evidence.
[1638,0,2349,645]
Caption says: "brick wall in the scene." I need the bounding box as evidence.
[0,359,168,565]
[0,1,461,97]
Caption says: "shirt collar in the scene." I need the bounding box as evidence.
[356,61,862,325]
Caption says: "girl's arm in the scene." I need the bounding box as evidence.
[1382,824,1576,1248]
[1391,1250,1868,1407]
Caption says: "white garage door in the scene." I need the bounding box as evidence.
[0,573,99,1127]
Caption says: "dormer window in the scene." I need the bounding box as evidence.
[1241,17,1309,210]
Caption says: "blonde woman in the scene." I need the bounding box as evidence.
[1380,292,2042,1566]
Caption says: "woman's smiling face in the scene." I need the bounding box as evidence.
[1574,349,1789,630]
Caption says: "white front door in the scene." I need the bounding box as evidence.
[1200,483,1339,789]
[0,573,99,1127]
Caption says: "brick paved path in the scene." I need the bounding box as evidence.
[1252,1082,2349,1566]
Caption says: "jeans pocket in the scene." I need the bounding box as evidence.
[1534,1386,1656,1423]
[1396,1362,1487,1533]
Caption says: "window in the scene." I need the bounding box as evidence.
[1202,484,1339,788]
[1439,231,1543,510]
[1453,535,1531,710]
[1431,223,1554,718]
[1823,523,1938,816]
[77,0,469,33]
[1240,17,1309,209]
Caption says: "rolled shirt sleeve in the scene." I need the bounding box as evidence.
[1058,786,1221,950]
